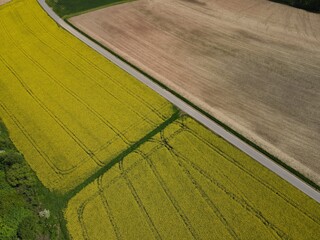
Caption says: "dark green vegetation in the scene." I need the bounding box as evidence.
[0,120,67,240]
[46,0,129,17]
[271,0,320,12]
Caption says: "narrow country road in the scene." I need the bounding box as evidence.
[37,0,320,203]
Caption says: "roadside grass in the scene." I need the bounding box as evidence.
[46,0,131,18]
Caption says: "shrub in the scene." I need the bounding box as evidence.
[0,151,24,167]
[0,218,15,240]
[6,163,36,188]
[0,136,13,150]
[17,216,40,240]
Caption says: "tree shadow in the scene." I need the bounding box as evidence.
[269,0,320,13]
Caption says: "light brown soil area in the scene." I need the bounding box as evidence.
[0,0,10,6]
[70,0,320,185]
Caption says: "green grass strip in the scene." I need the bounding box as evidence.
[62,0,133,19]
[46,0,131,18]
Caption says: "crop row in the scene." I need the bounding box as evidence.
[1,1,319,239]
[0,0,174,192]
[66,117,320,239]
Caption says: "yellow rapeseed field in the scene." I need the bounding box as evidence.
[1,1,320,239]
[0,0,175,192]
[66,117,320,240]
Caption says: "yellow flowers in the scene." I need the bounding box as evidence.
[1,1,319,239]
[66,117,320,240]
[0,0,174,192]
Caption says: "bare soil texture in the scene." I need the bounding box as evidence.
[0,0,10,6]
[70,0,320,185]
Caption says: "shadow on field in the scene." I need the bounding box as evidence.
[269,0,320,13]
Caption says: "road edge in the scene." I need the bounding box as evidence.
[37,0,320,203]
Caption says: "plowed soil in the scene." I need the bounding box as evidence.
[70,0,320,184]
[0,0,10,6]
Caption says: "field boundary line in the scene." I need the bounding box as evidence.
[61,0,133,19]
[37,0,320,202]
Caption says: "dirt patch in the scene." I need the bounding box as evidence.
[70,0,320,185]
[0,0,10,6]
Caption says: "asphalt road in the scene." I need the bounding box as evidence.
[37,0,320,203]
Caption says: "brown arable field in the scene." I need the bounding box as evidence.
[0,0,10,6]
[70,0,320,185]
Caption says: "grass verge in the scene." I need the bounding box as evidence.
[46,0,131,17]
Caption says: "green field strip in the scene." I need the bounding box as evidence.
[46,0,131,18]
[62,0,133,19]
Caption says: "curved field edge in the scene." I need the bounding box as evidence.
[65,116,320,240]
[65,0,320,191]
[0,119,68,239]
[0,1,318,238]
[0,0,176,193]
[46,0,131,18]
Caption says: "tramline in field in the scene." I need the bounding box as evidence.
[66,117,320,240]
[0,0,319,239]
[0,0,175,192]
